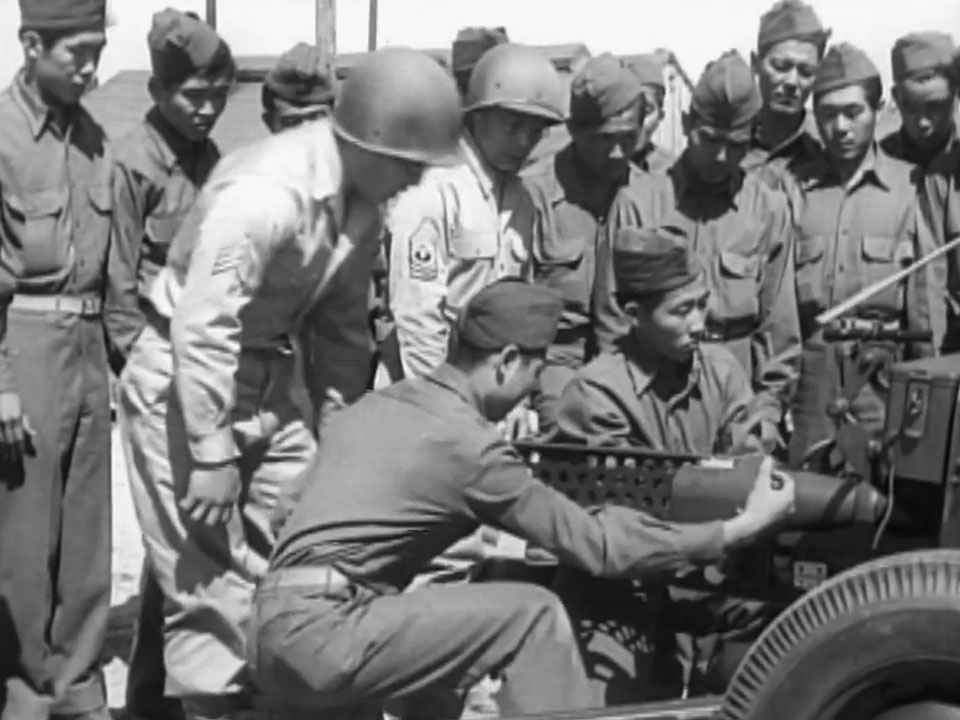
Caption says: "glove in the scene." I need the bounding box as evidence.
[179,462,241,527]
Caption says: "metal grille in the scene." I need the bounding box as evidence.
[514,442,700,518]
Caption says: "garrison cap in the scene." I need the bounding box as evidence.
[148,8,235,88]
[452,26,510,75]
[457,278,562,352]
[19,0,106,31]
[813,42,880,97]
[614,226,702,297]
[626,54,665,90]
[891,32,956,82]
[265,43,336,106]
[569,53,644,132]
[690,50,762,131]
[757,0,829,53]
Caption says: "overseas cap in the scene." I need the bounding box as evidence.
[626,54,665,90]
[19,0,106,31]
[457,278,562,352]
[690,50,762,131]
[265,43,336,106]
[569,53,644,131]
[757,0,829,53]
[614,226,702,297]
[891,32,956,82]
[813,42,880,97]
[148,8,234,87]
[452,26,509,75]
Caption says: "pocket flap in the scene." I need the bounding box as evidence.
[795,235,825,265]
[861,235,896,262]
[4,187,67,217]
[719,250,758,278]
[450,227,498,259]
[87,184,113,213]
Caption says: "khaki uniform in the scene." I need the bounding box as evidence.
[596,162,801,431]
[0,70,127,717]
[789,144,935,465]
[380,137,532,383]
[921,142,960,350]
[117,119,378,700]
[251,365,727,716]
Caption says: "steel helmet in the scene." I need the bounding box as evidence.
[334,47,462,165]
[463,43,566,123]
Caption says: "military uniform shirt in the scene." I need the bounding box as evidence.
[272,364,726,592]
[110,107,220,360]
[596,161,800,424]
[149,119,379,466]
[385,136,532,379]
[552,339,758,454]
[921,142,960,349]
[633,142,676,175]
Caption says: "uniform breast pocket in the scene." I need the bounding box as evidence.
[795,235,827,312]
[84,184,114,259]
[145,212,186,257]
[534,230,588,303]
[712,249,760,322]
[860,235,911,312]
[449,226,498,262]
[1,187,68,276]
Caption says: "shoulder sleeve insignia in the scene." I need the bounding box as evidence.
[408,220,440,282]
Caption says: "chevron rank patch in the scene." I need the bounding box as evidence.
[408,221,440,282]
[210,240,247,276]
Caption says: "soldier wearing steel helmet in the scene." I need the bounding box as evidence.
[115,47,463,720]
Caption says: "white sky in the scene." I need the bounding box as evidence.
[0,0,958,91]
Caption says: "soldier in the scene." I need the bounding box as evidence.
[109,10,235,720]
[380,43,564,396]
[744,0,829,184]
[0,1,127,718]
[523,53,646,432]
[249,278,796,718]
[626,53,676,174]
[115,48,462,720]
[554,225,773,696]
[788,43,935,468]
[596,50,800,454]
[882,33,957,172]
[451,26,509,99]
[261,42,337,134]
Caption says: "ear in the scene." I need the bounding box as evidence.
[20,30,43,62]
[147,75,165,104]
[750,50,761,76]
[889,85,902,111]
[680,110,692,136]
[494,345,522,383]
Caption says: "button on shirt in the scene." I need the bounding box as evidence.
[110,107,221,360]
[597,161,800,425]
[271,364,726,592]
[0,71,115,297]
[552,338,759,455]
[385,136,533,379]
[149,119,380,466]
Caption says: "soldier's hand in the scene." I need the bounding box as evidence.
[0,391,29,461]
[722,456,795,547]
[180,463,242,527]
[498,404,539,442]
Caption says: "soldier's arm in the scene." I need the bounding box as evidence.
[551,374,634,446]
[387,185,451,379]
[466,440,733,579]
[592,193,636,353]
[104,157,149,372]
[0,255,16,393]
[716,354,766,455]
[170,179,299,467]
[753,190,801,422]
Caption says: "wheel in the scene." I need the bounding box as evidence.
[720,549,960,720]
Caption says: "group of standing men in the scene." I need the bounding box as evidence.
[0,0,957,718]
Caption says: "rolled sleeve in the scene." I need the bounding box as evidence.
[170,180,299,466]
[465,441,725,578]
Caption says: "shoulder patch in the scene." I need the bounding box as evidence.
[408,220,440,282]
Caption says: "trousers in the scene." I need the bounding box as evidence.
[118,322,316,699]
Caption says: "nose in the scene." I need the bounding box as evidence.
[688,307,707,337]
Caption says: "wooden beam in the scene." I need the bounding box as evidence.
[368,0,378,51]
[205,0,217,29]
[315,0,336,61]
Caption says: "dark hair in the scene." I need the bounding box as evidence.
[815,77,883,110]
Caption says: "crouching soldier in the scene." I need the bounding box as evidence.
[248,279,796,718]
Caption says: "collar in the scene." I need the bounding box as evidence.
[751,110,820,159]
[622,335,703,405]
[889,125,956,168]
[463,132,500,202]
[144,107,215,172]
[309,117,345,201]
[424,364,486,417]
[633,141,659,172]
[803,142,891,193]
[671,156,744,208]
[11,69,59,140]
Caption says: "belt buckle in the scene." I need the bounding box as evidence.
[80,298,97,316]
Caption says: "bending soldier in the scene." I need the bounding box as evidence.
[250,279,796,719]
